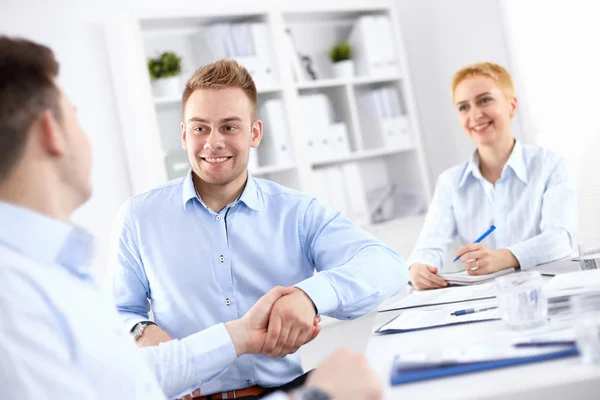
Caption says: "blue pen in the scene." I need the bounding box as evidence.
[450,306,497,316]
[514,341,576,348]
[453,225,497,262]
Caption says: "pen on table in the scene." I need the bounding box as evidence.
[450,306,497,316]
[453,225,497,262]
[514,341,576,348]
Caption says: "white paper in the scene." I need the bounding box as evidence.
[379,307,500,332]
[544,269,600,293]
[438,268,515,285]
[379,282,497,312]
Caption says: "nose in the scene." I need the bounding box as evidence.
[469,106,483,123]
[203,130,225,151]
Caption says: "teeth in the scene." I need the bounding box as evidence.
[205,157,228,163]
[473,122,490,132]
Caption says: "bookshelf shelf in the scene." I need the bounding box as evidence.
[105,0,432,231]
[253,163,297,176]
[311,146,413,168]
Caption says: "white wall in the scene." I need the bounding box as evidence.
[395,0,529,190]
[502,0,600,243]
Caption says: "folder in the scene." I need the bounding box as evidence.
[298,94,333,162]
[329,122,351,158]
[391,345,578,385]
[340,163,371,226]
[376,307,500,334]
[258,99,293,166]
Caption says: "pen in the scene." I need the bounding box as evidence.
[451,306,497,316]
[514,341,576,348]
[453,225,497,262]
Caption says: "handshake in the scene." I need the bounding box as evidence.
[137,286,381,400]
[137,286,321,357]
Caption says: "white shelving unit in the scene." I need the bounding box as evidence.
[104,0,432,232]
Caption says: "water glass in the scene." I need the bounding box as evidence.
[495,271,547,330]
[571,292,600,364]
[579,242,600,271]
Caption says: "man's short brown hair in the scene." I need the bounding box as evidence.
[182,59,257,118]
[0,36,61,181]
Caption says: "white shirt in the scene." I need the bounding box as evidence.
[0,201,243,399]
[408,141,577,270]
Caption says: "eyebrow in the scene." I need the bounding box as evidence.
[187,116,243,123]
[455,92,494,106]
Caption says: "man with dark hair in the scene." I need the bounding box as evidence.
[0,36,382,400]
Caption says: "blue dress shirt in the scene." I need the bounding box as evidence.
[108,171,408,395]
[0,201,258,399]
[408,141,577,270]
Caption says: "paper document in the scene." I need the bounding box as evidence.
[379,283,497,312]
[544,269,600,292]
[438,268,515,285]
[377,306,500,333]
[535,257,581,276]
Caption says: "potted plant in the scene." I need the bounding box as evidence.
[147,51,182,97]
[329,42,354,79]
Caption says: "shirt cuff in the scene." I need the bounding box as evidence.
[295,274,339,316]
[184,323,237,370]
[121,312,152,334]
[506,243,534,270]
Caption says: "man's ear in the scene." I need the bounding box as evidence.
[38,109,65,156]
[509,96,518,118]
[250,119,263,148]
[181,122,187,150]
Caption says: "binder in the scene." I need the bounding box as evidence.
[391,345,578,385]
[348,16,398,77]
[299,94,332,162]
[329,122,351,158]
[340,163,371,226]
[323,166,349,217]
[258,99,293,166]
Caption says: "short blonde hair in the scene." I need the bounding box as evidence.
[182,59,257,118]
[451,62,515,101]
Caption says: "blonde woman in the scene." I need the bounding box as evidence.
[408,62,577,290]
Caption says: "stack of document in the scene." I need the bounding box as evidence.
[438,268,516,286]
[191,22,277,89]
[379,282,497,312]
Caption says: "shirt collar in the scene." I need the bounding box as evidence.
[0,201,95,279]
[182,169,263,212]
[504,140,528,184]
[458,140,528,187]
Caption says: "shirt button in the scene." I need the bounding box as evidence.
[216,215,221,221]
[219,255,225,263]
[246,380,252,386]
[225,298,231,306]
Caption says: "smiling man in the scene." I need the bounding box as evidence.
[407,61,577,290]
[108,59,407,399]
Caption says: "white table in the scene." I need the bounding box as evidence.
[365,266,600,399]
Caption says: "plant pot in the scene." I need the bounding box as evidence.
[152,76,181,97]
[332,60,355,79]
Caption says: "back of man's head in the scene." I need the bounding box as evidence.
[0,36,61,182]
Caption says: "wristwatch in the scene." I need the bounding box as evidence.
[291,387,331,400]
[131,321,156,340]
